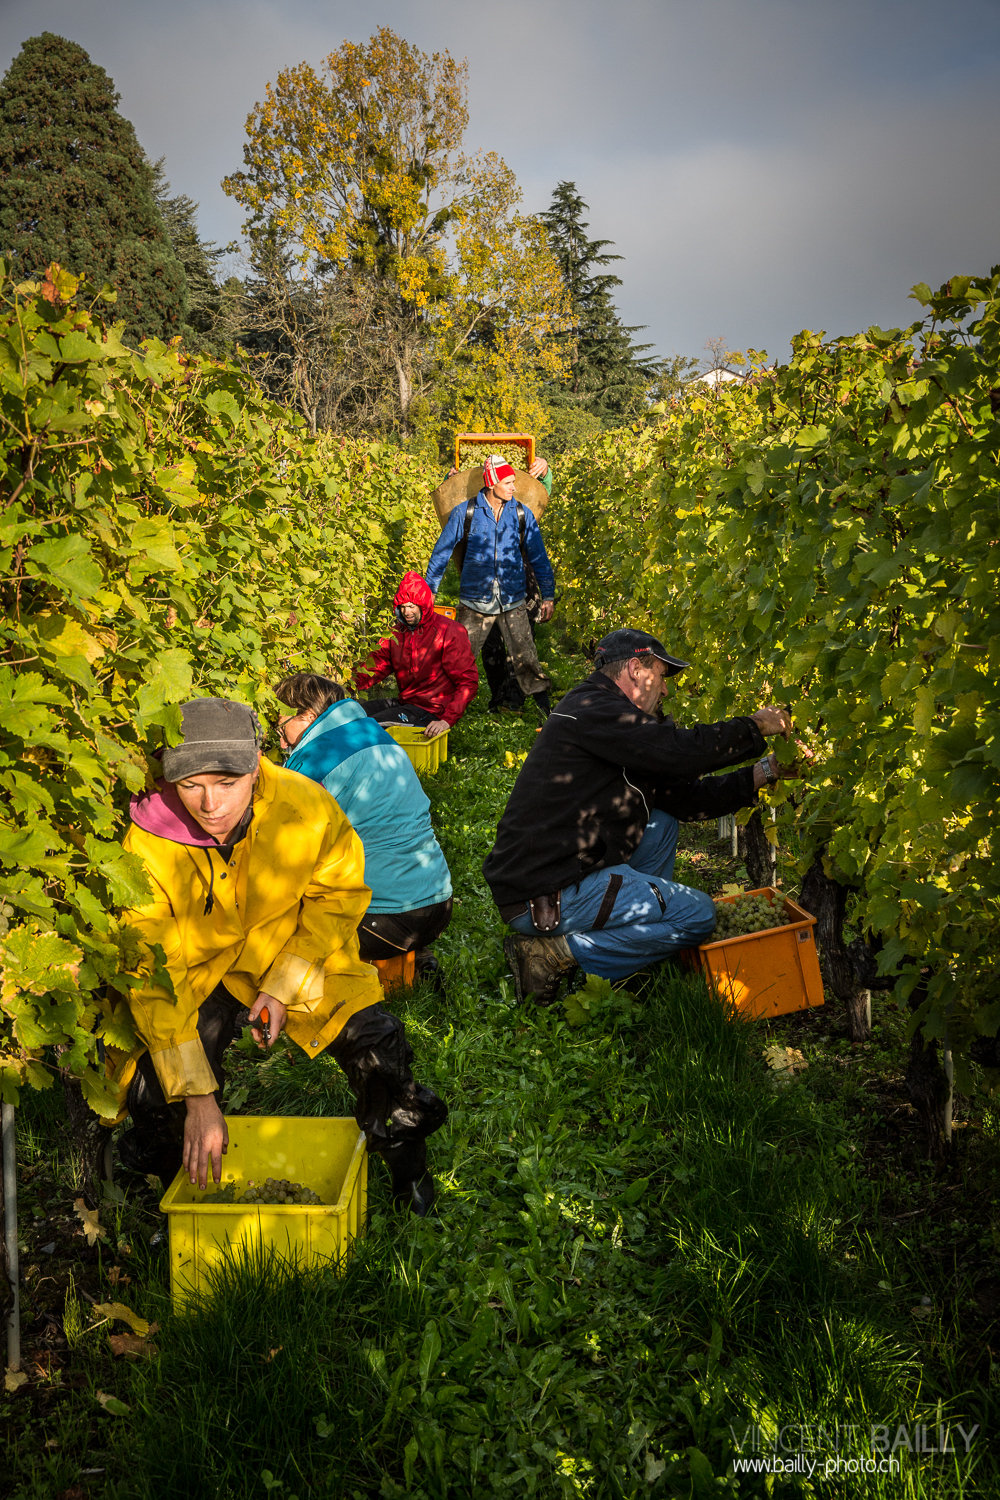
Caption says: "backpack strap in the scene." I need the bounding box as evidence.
[516,499,540,605]
[452,494,477,574]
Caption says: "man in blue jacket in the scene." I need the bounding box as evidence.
[425,453,556,720]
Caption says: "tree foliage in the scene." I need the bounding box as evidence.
[422,157,568,453]
[0,263,438,1111]
[222,27,465,435]
[222,27,568,445]
[0,33,188,345]
[222,226,395,437]
[540,182,666,451]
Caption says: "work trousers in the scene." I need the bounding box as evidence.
[508,811,716,981]
[482,576,541,709]
[362,699,437,727]
[457,603,550,698]
[122,986,447,1181]
[358,898,453,960]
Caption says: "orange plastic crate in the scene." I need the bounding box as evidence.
[434,604,457,619]
[370,951,416,992]
[696,887,824,1020]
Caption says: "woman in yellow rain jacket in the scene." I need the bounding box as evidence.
[119,697,446,1216]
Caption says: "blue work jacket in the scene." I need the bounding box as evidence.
[425,490,555,610]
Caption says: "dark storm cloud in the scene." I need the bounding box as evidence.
[3,0,999,361]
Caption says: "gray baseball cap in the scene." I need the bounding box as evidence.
[160,698,262,782]
[593,629,689,677]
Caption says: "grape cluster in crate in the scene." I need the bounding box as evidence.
[209,1177,325,1206]
[457,440,530,472]
[712,892,792,940]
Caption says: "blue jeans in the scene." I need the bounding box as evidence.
[509,811,716,981]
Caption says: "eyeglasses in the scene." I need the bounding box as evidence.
[269,714,300,750]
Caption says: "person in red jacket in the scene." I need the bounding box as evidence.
[355,572,479,736]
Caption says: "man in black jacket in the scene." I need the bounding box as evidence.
[483,628,793,1001]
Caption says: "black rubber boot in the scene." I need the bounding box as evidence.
[482,625,510,710]
[414,948,444,992]
[531,689,551,720]
[117,1122,183,1187]
[377,1136,436,1217]
[502,669,526,711]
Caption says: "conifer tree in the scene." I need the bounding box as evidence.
[0,32,187,343]
[541,181,661,446]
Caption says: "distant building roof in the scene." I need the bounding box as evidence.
[688,366,747,388]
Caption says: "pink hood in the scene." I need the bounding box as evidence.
[129,779,219,847]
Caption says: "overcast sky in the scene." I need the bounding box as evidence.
[3,0,1000,364]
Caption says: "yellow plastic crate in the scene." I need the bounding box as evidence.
[695,887,825,1020]
[159,1116,367,1312]
[386,723,449,774]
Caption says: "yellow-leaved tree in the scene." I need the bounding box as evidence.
[425,154,568,450]
[222,26,568,446]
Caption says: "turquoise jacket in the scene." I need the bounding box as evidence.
[284,699,452,914]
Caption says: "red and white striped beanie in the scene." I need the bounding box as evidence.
[483,453,515,488]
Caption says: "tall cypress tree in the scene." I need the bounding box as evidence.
[541,182,660,444]
[0,32,188,343]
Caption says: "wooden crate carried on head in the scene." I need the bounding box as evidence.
[431,432,550,528]
[453,432,535,473]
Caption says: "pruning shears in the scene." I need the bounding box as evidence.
[255,1005,271,1048]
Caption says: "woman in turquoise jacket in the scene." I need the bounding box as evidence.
[275,673,452,980]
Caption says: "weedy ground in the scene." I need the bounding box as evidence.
[3,633,1000,1498]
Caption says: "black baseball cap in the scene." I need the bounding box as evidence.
[593,629,689,677]
[160,698,263,782]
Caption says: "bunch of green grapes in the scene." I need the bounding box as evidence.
[210,1176,324,1206]
[712,892,791,940]
[458,441,530,472]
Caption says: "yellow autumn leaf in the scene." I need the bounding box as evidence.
[35,613,107,663]
[73,1197,107,1246]
[762,1044,808,1080]
[92,1301,151,1336]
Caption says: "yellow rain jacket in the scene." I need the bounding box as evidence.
[121,756,382,1103]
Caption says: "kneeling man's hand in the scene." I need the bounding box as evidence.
[184,1094,229,1189]
[249,992,286,1049]
[423,718,450,739]
[752,705,792,739]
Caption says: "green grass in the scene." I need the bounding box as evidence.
[4,637,999,1498]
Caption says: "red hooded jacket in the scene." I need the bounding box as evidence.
[355,572,479,727]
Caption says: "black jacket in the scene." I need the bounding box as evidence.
[483,671,767,908]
